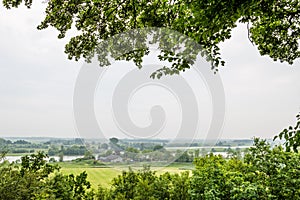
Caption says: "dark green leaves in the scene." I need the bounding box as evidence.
[3,0,300,75]
[274,112,300,152]
[2,0,31,9]
[249,0,300,65]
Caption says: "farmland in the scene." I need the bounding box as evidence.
[59,162,193,188]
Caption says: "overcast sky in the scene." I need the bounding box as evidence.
[0,2,299,140]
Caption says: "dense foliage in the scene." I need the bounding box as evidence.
[3,0,300,77]
[1,138,300,199]
[190,139,300,199]
[0,152,93,200]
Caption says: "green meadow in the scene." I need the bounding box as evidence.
[60,167,121,188]
[59,162,193,188]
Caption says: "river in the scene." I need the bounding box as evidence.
[2,155,84,163]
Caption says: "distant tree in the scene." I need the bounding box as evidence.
[58,152,64,162]
[216,141,223,146]
[48,146,59,156]
[153,144,164,151]
[84,150,95,160]
[13,140,31,145]
[100,143,109,150]
[194,149,200,158]
[63,145,86,156]
[140,143,145,151]
[104,150,113,157]
[0,138,6,146]
[5,140,12,144]
[175,151,193,162]
[48,157,56,163]
[60,145,64,151]
[109,138,119,145]
[75,138,84,145]
[44,141,51,145]
[0,149,7,162]
[125,147,139,153]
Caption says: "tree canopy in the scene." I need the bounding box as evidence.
[2,0,300,77]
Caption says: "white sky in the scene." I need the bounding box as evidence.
[0,2,299,139]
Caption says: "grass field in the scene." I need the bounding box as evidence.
[59,162,194,188]
[60,167,121,188]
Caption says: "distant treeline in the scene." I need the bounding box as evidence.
[0,137,88,156]
[48,145,87,156]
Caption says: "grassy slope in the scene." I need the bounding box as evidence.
[60,167,121,188]
[59,162,193,188]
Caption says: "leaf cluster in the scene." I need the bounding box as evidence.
[274,112,300,152]
[3,0,300,77]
